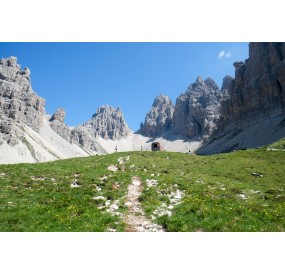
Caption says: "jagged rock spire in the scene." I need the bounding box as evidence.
[138,94,174,137]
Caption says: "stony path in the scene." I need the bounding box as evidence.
[123,177,165,232]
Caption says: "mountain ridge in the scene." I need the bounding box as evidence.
[1,42,285,163]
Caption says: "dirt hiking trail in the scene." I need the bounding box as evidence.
[123,177,165,232]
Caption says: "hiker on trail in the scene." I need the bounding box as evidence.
[115,146,118,153]
[141,145,143,151]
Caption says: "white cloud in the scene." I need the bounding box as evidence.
[218,50,231,59]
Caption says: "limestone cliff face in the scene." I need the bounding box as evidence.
[218,42,285,132]
[49,108,71,142]
[198,42,285,154]
[0,57,45,145]
[172,76,227,139]
[71,126,99,151]
[221,75,234,91]
[138,94,174,137]
[49,105,131,151]
[81,105,131,140]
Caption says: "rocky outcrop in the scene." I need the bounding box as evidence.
[0,57,134,164]
[219,43,285,132]
[0,56,45,145]
[198,42,285,154]
[221,75,234,91]
[138,94,174,137]
[49,108,71,142]
[71,126,100,151]
[50,108,65,123]
[0,57,98,164]
[172,76,227,139]
[49,105,131,151]
[81,105,131,140]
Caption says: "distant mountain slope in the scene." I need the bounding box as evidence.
[0,56,91,164]
[0,57,130,164]
[0,116,94,164]
[2,42,285,163]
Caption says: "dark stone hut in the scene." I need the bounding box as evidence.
[151,142,161,151]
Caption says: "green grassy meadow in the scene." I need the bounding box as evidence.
[0,145,284,232]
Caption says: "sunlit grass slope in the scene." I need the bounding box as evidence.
[0,146,284,232]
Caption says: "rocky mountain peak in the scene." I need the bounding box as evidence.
[221,75,234,91]
[204,77,219,91]
[0,56,45,145]
[2,56,18,68]
[138,94,174,137]
[50,108,66,123]
[188,76,219,93]
[84,105,130,140]
[152,94,172,108]
[196,75,204,83]
[92,105,122,119]
[172,76,225,139]
[49,108,71,142]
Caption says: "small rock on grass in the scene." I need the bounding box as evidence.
[108,165,118,172]
[132,177,141,186]
[125,202,133,207]
[71,182,81,188]
[251,172,264,178]
[93,196,107,201]
[239,194,247,199]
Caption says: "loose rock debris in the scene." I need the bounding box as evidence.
[123,177,164,232]
[146,179,158,187]
[107,164,118,172]
[30,176,46,181]
[239,194,247,200]
[151,188,185,219]
[71,181,81,188]
[251,172,264,178]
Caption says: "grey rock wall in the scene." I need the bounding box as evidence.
[49,108,71,142]
[172,76,227,139]
[0,57,45,145]
[81,105,131,140]
[218,42,285,133]
[198,42,285,154]
[138,94,174,137]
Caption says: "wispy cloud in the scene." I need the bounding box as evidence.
[218,50,231,59]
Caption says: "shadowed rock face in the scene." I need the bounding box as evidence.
[198,42,285,154]
[0,56,45,145]
[138,94,174,137]
[221,75,234,91]
[218,42,285,133]
[172,76,227,139]
[81,105,131,140]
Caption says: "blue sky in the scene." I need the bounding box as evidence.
[0,42,249,131]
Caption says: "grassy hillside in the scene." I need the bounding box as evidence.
[267,137,285,150]
[0,147,284,232]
